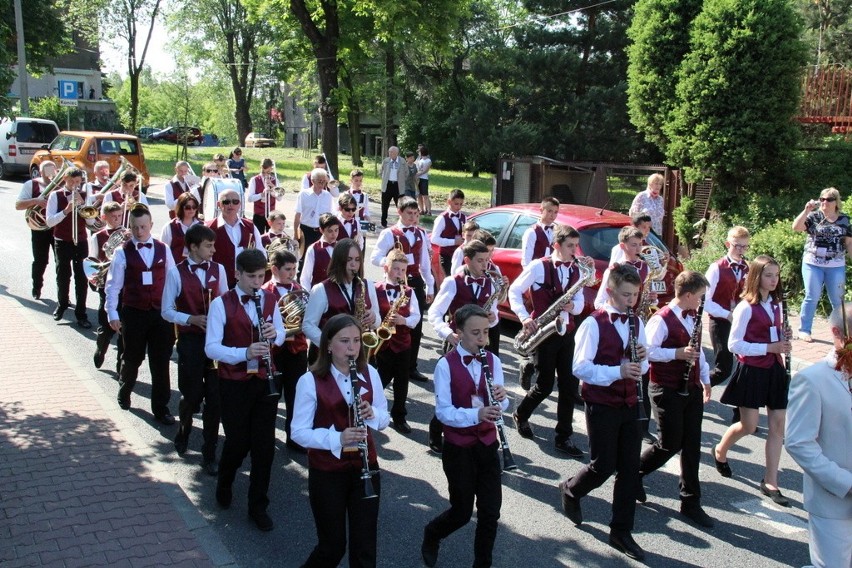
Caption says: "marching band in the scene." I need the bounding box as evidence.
[16,158,848,568]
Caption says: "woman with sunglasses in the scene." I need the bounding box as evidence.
[792,187,852,342]
[161,192,202,264]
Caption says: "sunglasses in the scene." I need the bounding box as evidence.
[205,169,218,173]
[183,204,198,210]
[819,197,837,202]
[221,199,240,205]
[343,207,357,212]
[732,244,749,250]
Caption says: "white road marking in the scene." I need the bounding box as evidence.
[731,498,808,534]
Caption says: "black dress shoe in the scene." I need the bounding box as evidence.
[393,419,412,434]
[410,370,429,382]
[118,398,131,410]
[249,510,274,531]
[421,531,439,568]
[681,503,715,527]
[155,413,176,426]
[76,318,92,329]
[215,484,232,509]
[513,412,534,439]
[609,530,645,561]
[713,445,732,478]
[428,436,443,455]
[53,306,67,321]
[642,431,659,445]
[636,483,647,503]
[32,288,41,300]
[760,480,791,507]
[174,428,189,455]
[202,460,219,477]
[554,438,585,459]
[93,349,105,369]
[558,481,583,525]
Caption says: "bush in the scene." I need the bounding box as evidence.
[683,217,728,275]
[748,220,806,300]
[672,195,696,248]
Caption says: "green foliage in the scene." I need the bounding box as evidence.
[749,219,807,297]
[29,97,81,126]
[797,0,852,66]
[672,195,695,247]
[664,0,807,199]
[682,216,728,274]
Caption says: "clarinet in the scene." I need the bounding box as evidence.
[252,291,282,399]
[349,357,377,499]
[781,292,792,387]
[679,297,705,397]
[478,347,518,472]
[626,307,648,421]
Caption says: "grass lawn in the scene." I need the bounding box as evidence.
[142,143,493,211]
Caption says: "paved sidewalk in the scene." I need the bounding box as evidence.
[0,294,233,568]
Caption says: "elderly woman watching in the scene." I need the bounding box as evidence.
[629,173,665,235]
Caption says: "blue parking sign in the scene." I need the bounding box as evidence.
[58,80,77,100]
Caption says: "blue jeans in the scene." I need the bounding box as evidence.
[799,262,845,333]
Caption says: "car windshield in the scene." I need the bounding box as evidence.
[49,135,84,151]
[578,226,669,261]
[16,122,58,144]
[98,138,139,155]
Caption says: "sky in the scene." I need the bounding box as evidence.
[100,12,176,77]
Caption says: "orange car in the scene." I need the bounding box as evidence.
[29,131,150,188]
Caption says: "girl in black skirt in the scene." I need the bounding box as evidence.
[713,255,793,506]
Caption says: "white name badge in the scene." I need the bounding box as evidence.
[142,271,153,286]
[649,281,667,293]
[770,327,779,342]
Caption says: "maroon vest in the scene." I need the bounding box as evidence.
[174,259,224,335]
[530,259,581,334]
[121,240,168,311]
[390,226,425,278]
[261,280,308,354]
[52,190,88,243]
[438,211,466,257]
[737,302,783,369]
[442,349,498,448]
[31,179,42,198]
[710,257,748,320]
[207,217,255,288]
[307,368,378,471]
[169,180,188,201]
[261,231,287,249]
[339,217,360,242]
[167,219,190,264]
[309,241,334,286]
[349,190,367,219]
[251,175,275,216]
[649,306,700,389]
[217,289,277,380]
[531,225,552,259]
[319,279,373,328]
[375,282,413,353]
[620,260,650,310]
[448,272,493,331]
[580,310,638,407]
[93,227,121,262]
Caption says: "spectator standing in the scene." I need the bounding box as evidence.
[416,146,432,216]
[227,147,248,188]
[629,173,665,235]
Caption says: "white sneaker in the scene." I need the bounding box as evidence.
[798,332,813,343]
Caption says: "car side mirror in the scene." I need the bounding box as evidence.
[5,131,13,140]
[40,144,49,149]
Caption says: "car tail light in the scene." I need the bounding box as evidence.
[86,145,95,163]
[8,144,16,157]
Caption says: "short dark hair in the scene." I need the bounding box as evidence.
[128,203,151,220]
[314,154,326,164]
[121,171,138,183]
[397,196,418,212]
[631,213,652,227]
[101,201,122,214]
[608,263,641,289]
[463,240,489,259]
[542,196,560,208]
[350,169,364,178]
[674,271,709,297]
[553,224,580,244]
[67,167,84,179]
[472,229,496,247]
[236,248,267,273]
[185,223,216,248]
[453,304,489,330]
[266,209,286,222]
[338,193,356,208]
[319,212,340,231]
[269,248,298,268]
[449,189,465,201]
[261,158,274,169]
[405,151,415,158]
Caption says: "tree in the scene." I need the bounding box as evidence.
[664,0,807,197]
[626,0,703,156]
[798,0,852,66]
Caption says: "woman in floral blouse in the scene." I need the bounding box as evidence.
[629,173,665,235]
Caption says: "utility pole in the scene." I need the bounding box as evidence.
[13,0,29,115]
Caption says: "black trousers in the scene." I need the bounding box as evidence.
[380,181,399,227]
[253,213,269,234]
[273,346,309,441]
[218,378,278,514]
[117,306,174,417]
[302,468,381,568]
[408,274,428,375]
[425,441,502,568]
[639,383,704,504]
[31,229,53,294]
[53,239,88,319]
[563,403,642,531]
[95,288,122,359]
[299,224,321,277]
[640,371,653,434]
[709,317,735,386]
[439,254,453,281]
[515,332,578,441]
[376,347,411,419]
[176,333,221,461]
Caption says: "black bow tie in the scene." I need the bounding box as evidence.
[385,284,400,292]
[241,294,256,304]
[345,219,355,225]
[450,213,460,218]
[543,225,553,231]
[191,261,210,272]
[351,189,362,194]
[465,276,486,287]
[610,313,629,323]
[554,260,571,268]
[732,262,746,271]
[462,354,483,365]
[321,241,333,249]
[682,309,697,319]
[402,226,416,233]
[137,242,152,249]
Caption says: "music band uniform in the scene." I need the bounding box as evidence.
[16,176,55,299]
[46,174,90,325]
[206,214,264,289]
[705,255,749,386]
[89,223,125,367]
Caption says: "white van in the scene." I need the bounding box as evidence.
[0,117,60,179]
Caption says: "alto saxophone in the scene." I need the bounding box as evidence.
[367,279,410,359]
[514,257,595,357]
[482,269,509,312]
[354,276,380,350]
[637,245,668,322]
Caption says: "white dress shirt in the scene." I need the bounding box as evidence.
[573,304,649,386]
[379,279,421,328]
[299,240,334,290]
[520,222,553,267]
[104,238,176,321]
[703,257,746,319]
[214,215,266,259]
[645,302,710,384]
[429,273,499,340]
[609,243,626,265]
[370,223,435,295]
[728,299,779,357]
[45,188,82,229]
[291,364,389,458]
[204,286,285,364]
[508,255,584,322]
[295,189,335,228]
[431,210,463,248]
[434,345,508,428]
[103,191,149,206]
[161,260,228,326]
[302,279,382,346]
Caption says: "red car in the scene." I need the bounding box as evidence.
[431,203,682,322]
[151,126,204,145]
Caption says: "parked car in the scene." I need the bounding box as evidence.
[0,117,60,179]
[245,132,275,148]
[431,203,682,322]
[151,126,204,145]
[29,131,150,189]
[136,126,160,140]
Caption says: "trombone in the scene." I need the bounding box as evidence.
[71,171,88,246]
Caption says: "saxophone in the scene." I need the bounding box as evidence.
[354,276,380,350]
[514,256,595,357]
[637,245,668,322]
[367,279,409,359]
[482,269,509,312]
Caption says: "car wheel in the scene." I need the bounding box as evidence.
[0,158,6,179]
[31,165,40,179]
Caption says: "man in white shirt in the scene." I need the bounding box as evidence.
[294,168,335,275]
[379,146,411,228]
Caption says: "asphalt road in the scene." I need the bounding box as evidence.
[0,176,810,567]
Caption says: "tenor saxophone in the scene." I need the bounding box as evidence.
[514,257,595,357]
